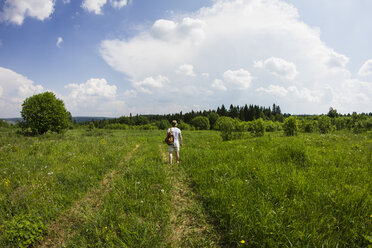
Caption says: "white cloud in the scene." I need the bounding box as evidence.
[211,79,227,91]
[0,0,54,25]
[56,37,63,48]
[257,84,320,103]
[254,57,298,81]
[63,78,125,117]
[109,0,128,9]
[257,84,288,97]
[0,67,44,117]
[177,64,196,77]
[82,0,129,14]
[99,0,372,114]
[133,75,169,94]
[327,50,348,68]
[62,0,71,3]
[82,0,107,14]
[223,69,252,89]
[358,59,372,78]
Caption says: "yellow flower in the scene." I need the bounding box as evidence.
[253,168,256,171]
[231,204,235,207]
[370,214,372,218]
[3,178,10,187]
[105,226,108,229]
[240,240,245,244]
[270,232,273,235]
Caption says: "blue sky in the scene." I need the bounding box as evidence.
[0,0,371,118]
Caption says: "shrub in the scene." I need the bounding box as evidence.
[156,119,170,130]
[105,123,129,130]
[214,116,236,140]
[301,119,317,133]
[265,120,277,132]
[283,116,299,136]
[178,121,194,130]
[20,92,70,135]
[318,115,332,134]
[208,112,219,129]
[0,119,10,128]
[251,118,265,137]
[191,116,210,130]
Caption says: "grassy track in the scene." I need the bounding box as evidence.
[160,145,222,248]
[1,128,371,247]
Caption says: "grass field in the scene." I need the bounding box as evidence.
[0,128,371,247]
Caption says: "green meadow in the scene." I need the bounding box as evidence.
[0,128,371,247]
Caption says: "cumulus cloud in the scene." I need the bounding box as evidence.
[56,37,63,48]
[254,57,298,81]
[0,0,54,25]
[358,59,372,78]
[177,64,196,77]
[0,67,44,117]
[81,0,107,14]
[256,84,288,97]
[109,0,128,9]
[257,84,320,103]
[222,69,252,89]
[99,0,372,114]
[63,78,125,116]
[133,75,169,94]
[82,0,129,14]
[211,79,227,91]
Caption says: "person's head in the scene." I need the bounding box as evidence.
[171,120,178,127]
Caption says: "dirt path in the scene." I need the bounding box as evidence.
[39,144,140,248]
[160,146,221,248]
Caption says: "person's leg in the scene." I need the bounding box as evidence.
[169,151,173,164]
[175,151,179,163]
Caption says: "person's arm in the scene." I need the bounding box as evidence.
[179,133,183,146]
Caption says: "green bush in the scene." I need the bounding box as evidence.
[283,116,299,136]
[0,119,10,128]
[105,123,129,130]
[208,112,219,129]
[318,115,332,134]
[178,121,194,130]
[301,120,317,133]
[214,116,236,140]
[20,92,70,135]
[191,116,210,130]
[265,120,277,132]
[156,119,170,130]
[251,118,265,137]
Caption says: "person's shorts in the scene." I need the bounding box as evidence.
[169,142,180,152]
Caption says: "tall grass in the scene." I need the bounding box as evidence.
[182,131,371,247]
[0,128,371,247]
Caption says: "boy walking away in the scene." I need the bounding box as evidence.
[168,120,183,164]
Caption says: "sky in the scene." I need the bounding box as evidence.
[0,0,371,118]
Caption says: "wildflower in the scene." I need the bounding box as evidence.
[48,172,54,176]
[270,232,273,235]
[161,189,165,193]
[370,214,372,218]
[240,240,245,244]
[105,226,108,229]
[253,168,256,171]
[231,204,235,207]
[3,178,10,187]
